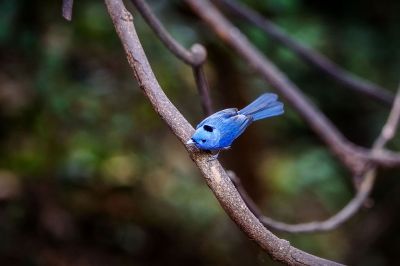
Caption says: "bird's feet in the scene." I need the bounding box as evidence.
[207,151,220,161]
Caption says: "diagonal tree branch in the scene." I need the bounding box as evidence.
[184,0,400,175]
[129,0,213,115]
[213,0,394,106]
[104,0,342,264]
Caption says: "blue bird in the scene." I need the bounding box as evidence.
[187,93,284,158]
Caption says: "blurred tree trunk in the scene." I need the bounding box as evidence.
[209,45,267,203]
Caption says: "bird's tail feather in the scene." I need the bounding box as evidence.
[239,93,284,121]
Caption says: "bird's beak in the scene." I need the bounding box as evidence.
[186,139,195,145]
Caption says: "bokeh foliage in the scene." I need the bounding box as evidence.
[0,0,399,265]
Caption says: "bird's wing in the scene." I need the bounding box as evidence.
[196,108,238,129]
[217,114,252,147]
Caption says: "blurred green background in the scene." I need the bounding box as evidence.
[0,0,400,265]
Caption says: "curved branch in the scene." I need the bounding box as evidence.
[104,0,342,264]
[230,169,375,233]
[213,0,394,106]
[184,0,400,174]
[129,0,213,115]
[230,86,400,233]
[261,172,375,233]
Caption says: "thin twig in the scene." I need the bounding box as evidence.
[192,64,213,115]
[373,85,400,149]
[185,0,400,174]
[62,0,74,21]
[230,85,400,233]
[129,0,213,115]
[104,0,342,264]
[213,0,394,106]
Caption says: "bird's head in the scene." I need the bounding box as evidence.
[187,124,220,150]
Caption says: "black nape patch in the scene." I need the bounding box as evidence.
[203,125,213,132]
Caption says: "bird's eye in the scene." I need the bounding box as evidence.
[201,139,206,143]
[203,125,213,132]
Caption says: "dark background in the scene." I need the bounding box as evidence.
[0,0,399,265]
